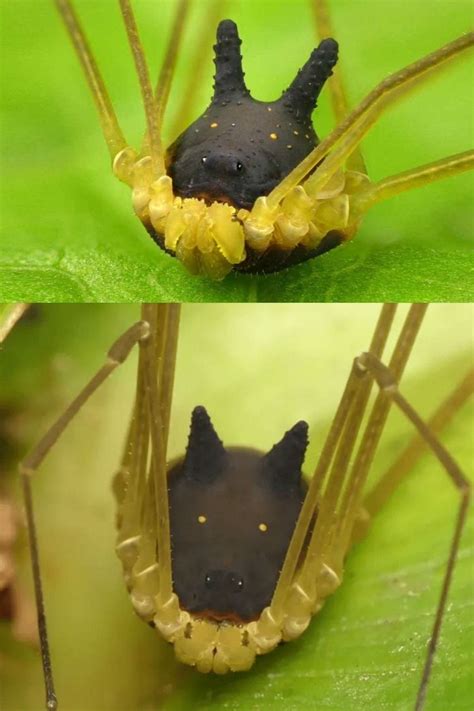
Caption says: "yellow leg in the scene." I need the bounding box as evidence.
[334,305,428,560]
[139,304,180,605]
[353,150,474,212]
[20,318,150,711]
[311,0,366,174]
[54,0,127,160]
[363,367,474,519]
[353,351,471,711]
[167,0,228,142]
[114,305,181,629]
[0,304,29,344]
[140,0,192,155]
[296,306,427,596]
[266,32,474,208]
[269,304,398,621]
[154,0,191,126]
[118,0,164,176]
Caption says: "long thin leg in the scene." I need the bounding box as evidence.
[143,304,179,604]
[363,367,474,518]
[293,306,427,600]
[114,305,182,635]
[153,0,191,130]
[140,0,192,156]
[54,0,128,160]
[167,0,227,142]
[334,305,428,562]
[265,32,473,208]
[311,0,367,174]
[20,318,150,711]
[118,0,164,176]
[269,303,398,620]
[355,351,471,711]
[353,150,474,212]
[0,303,29,344]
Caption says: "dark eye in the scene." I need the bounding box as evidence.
[236,161,243,172]
[230,574,244,592]
[201,156,207,164]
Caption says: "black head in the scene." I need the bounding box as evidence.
[168,406,309,622]
[168,20,338,209]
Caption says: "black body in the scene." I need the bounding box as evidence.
[145,19,341,274]
[168,407,309,622]
[168,20,338,210]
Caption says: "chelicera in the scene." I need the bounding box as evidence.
[19,304,472,709]
[54,0,473,279]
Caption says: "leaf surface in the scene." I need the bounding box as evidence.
[1,0,472,301]
[1,304,472,711]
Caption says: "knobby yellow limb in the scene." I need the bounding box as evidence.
[54,0,127,159]
[267,32,474,209]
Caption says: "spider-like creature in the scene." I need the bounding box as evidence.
[54,0,473,279]
[19,304,473,710]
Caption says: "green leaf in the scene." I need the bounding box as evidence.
[1,0,472,302]
[1,304,473,710]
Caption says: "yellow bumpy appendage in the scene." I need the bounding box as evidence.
[126,161,371,278]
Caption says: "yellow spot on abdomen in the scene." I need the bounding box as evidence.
[198,515,207,524]
[210,122,218,128]
[270,132,278,140]
[258,523,268,532]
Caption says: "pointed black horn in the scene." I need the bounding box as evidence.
[183,406,227,483]
[263,421,309,491]
[281,38,338,117]
[212,19,248,102]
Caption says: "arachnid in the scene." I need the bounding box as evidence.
[16,304,472,710]
[53,0,474,279]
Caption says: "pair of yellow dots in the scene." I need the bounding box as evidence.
[197,515,268,532]
[269,131,300,139]
[270,132,293,149]
[208,122,300,148]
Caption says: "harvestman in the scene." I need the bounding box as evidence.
[20,304,473,710]
[53,0,474,278]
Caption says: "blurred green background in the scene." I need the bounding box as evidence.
[0,0,473,302]
[0,303,473,710]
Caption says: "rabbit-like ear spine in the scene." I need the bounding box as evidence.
[212,19,249,102]
[262,421,309,491]
[183,406,227,483]
[280,38,339,118]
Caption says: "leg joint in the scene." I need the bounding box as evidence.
[18,462,34,478]
[357,351,398,393]
[107,320,150,364]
